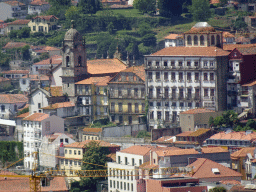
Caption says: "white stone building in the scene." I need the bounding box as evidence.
[19,74,50,92]
[145,22,229,129]
[28,0,50,15]
[22,113,64,169]
[164,33,184,48]
[29,88,50,114]
[0,1,27,21]
[39,132,75,170]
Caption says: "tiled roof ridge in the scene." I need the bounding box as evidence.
[191,158,207,175]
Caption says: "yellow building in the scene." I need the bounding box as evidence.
[28,15,58,33]
[108,66,146,125]
[6,19,30,34]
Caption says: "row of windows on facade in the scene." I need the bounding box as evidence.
[23,121,42,128]
[147,60,215,67]
[1,105,17,112]
[110,103,145,113]
[148,72,215,81]
[109,168,137,180]
[31,18,56,23]
[23,132,41,138]
[64,149,81,155]
[110,88,145,98]
[65,56,83,67]
[149,111,180,121]
[60,159,81,166]
[206,139,251,146]
[148,88,215,98]
[118,156,142,166]
[186,34,221,46]
[150,101,202,108]
[109,180,134,191]
[24,141,39,149]
[117,74,140,82]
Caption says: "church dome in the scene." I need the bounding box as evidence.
[185,22,216,34]
[64,27,81,41]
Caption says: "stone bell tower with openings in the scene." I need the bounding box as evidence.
[61,22,87,102]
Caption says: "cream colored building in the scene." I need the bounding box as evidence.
[6,19,30,34]
[28,15,58,33]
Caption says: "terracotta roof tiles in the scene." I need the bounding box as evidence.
[4,1,25,6]
[23,113,49,121]
[231,147,256,159]
[7,20,30,25]
[164,34,183,40]
[180,108,215,114]
[119,145,156,156]
[76,76,112,86]
[223,43,256,51]
[0,77,10,82]
[119,66,145,81]
[42,101,75,110]
[150,47,229,57]
[242,80,256,87]
[209,131,256,141]
[237,47,256,55]
[223,31,235,38]
[44,86,63,96]
[33,55,62,65]
[0,94,28,104]
[3,42,28,49]
[83,128,102,133]
[16,112,30,118]
[22,74,49,81]
[30,0,49,5]
[33,15,58,21]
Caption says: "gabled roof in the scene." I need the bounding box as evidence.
[16,112,30,119]
[30,0,49,5]
[0,94,28,104]
[32,15,58,21]
[188,158,242,179]
[2,42,28,49]
[64,140,119,148]
[164,34,183,40]
[42,101,75,110]
[2,70,29,74]
[22,74,49,81]
[180,108,215,114]
[3,1,25,6]
[119,145,155,156]
[223,43,256,51]
[119,66,146,81]
[83,128,102,133]
[75,76,112,86]
[87,58,127,75]
[7,20,30,25]
[231,147,256,159]
[223,31,235,38]
[33,55,62,65]
[44,86,63,96]
[23,112,49,121]
[149,47,229,57]
[208,131,256,141]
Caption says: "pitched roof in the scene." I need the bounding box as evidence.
[223,31,235,38]
[75,76,112,86]
[0,77,10,82]
[2,70,29,74]
[23,113,49,121]
[7,20,30,25]
[231,147,256,159]
[119,145,155,156]
[176,129,211,137]
[33,55,62,65]
[164,34,183,39]
[236,36,250,44]
[0,94,28,104]
[22,74,49,81]
[152,136,174,143]
[3,1,25,6]
[2,42,28,49]
[180,108,215,114]
[64,140,119,148]
[0,171,68,192]
[30,0,49,5]
[44,86,63,96]
[236,47,256,55]
[185,22,216,34]
[42,101,75,110]
[87,59,127,75]
[33,15,58,21]
[16,112,30,118]
[210,0,220,4]
[156,147,228,157]
[150,47,229,57]
[188,158,242,179]
[83,128,102,133]
[208,131,256,141]
[119,66,146,81]
[219,180,241,185]
[223,43,256,51]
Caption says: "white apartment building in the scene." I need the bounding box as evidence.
[145,22,229,129]
[22,113,64,169]
[108,145,154,192]
[164,34,184,48]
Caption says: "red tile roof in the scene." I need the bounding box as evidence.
[176,129,211,137]
[33,15,58,21]
[4,1,25,6]
[76,76,112,86]
[0,171,68,192]
[44,86,63,96]
[22,74,49,81]
[223,43,256,51]
[42,101,75,109]
[152,136,174,143]
[7,20,30,25]
[0,23,7,29]
[223,31,235,38]
[209,131,256,141]
[30,0,49,5]
[236,36,250,44]
[2,42,28,49]
[83,128,102,133]
[65,140,119,148]
[164,34,183,40]
[119,145,156,156]
[237,47,256,55]
[0,94,28,104]
[231,147,256,159]
[33,55,62,65]
[0,77,10,82]
[219,180,241,185]
[2,70,29,74]
[119,66,145,81]
[180,108,215,114]
[188,158,242,179]
[23,112,49,121]
[185,27,216,34]
[210,0,220,4]
[87,58,127,75]
[16,112,30,118]
[150,47,229,57]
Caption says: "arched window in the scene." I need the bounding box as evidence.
[1,105,5,112]
[216,35,221,46]
[187,35,192,45]
[66,56,70,67]
[78,56,82,66]
[194,35,198,45]
[200,35,204,46]
[211,35,215,45]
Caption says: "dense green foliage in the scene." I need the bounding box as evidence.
[209,187,227,192]
[136,130,151,138]
[209,110,238,128]
[21,45,31,61]
[0,141,23,167]
[189,0,211,21]
[232,16,247,31]
[78,0,102,15]
[133,0,156,14]
[158,0,186,17]
[17,107,29,115]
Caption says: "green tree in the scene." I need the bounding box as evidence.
[209,186,227,192]
[78,0,102,15]
[158,0,184,17]
[133,0,156,14]
[136,130,151,138]
[9,30,18,39]
[39,52,49,61]
[65,6,81,22]
[138,23,152,37]
[142,33,157,47]
[107,22,115,34]
[17,27,30,38]
[222,110,238,128]
[213,116,224,127]
[209,116,214,127]
[21,45,31,61]
[219,0,228,6]
[75,141,108,191]
[233,16,247,31]
[189,0,211,21]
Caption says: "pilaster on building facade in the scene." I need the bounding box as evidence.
[145,22,229,129]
